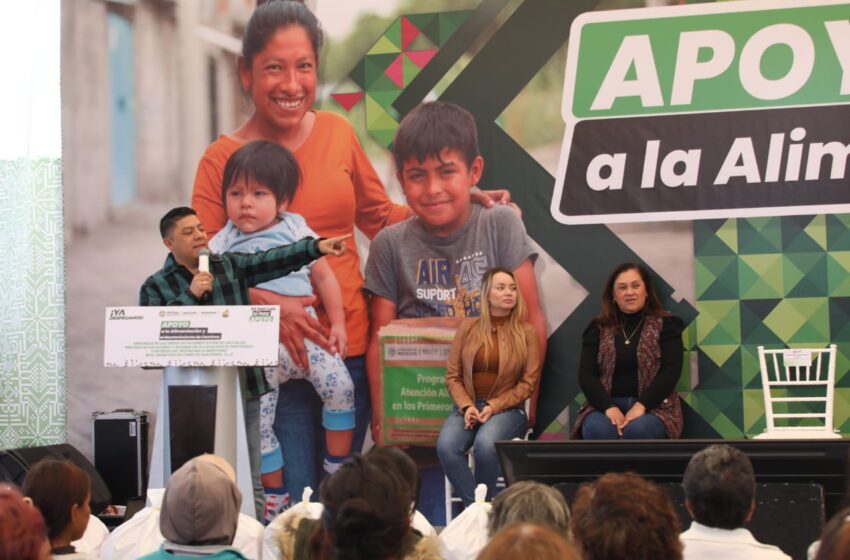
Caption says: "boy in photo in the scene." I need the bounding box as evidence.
[364,101,546,519]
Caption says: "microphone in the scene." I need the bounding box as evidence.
[197,248,211,302]
[198,248,210,274]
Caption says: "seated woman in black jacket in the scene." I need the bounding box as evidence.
[572,262,683,439]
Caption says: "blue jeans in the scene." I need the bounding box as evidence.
[436,401,528,506]
[581,397,667,439]
[243,395,264,520]
[273,355,370,500]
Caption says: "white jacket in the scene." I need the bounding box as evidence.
[681,521,792,560]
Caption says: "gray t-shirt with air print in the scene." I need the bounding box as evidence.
[365,204,536,319]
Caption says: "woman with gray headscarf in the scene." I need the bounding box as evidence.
[139,455,246,560]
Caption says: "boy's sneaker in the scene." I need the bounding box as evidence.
[323,456,346,475]
[263,491,291,525]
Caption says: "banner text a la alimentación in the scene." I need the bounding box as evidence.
[553,0,850,224]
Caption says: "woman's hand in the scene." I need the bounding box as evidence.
[463,406,480,430]
[605,406,626,437]
[478,405,494,424]
[471,187,510,206]
[471,188,522,218]
[623,401,646,428]
[248,288,332,369]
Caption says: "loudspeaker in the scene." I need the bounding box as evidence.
[0,450,28,485]
[0,443,112,514]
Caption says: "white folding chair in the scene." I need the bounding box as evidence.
[754,344,841,439]
[443,399,532,523]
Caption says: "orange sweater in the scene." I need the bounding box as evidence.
[191,111,411,355]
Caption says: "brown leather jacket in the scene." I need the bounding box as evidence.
[445,317,542,414]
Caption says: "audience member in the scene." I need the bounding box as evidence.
[275,454,441,559]
[366,446,436,537]
[477,523,578,560]
[813,507,850,560]
[266,447,438,558]
[21,459,93,559]
[101,485,263,560]
[809,447,850,559]
[681,444,790,560]
[571,472,682,560]
[488,481,570,539]
[0,484,51,560]
[71,515,108,558]
[139,455,247,559]
[440,480,570,560]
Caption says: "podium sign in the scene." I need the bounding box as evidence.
[104,306,279,367]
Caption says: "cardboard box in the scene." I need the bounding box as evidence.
[377,318,461,445]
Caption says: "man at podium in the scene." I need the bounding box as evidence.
[139,206,348,518]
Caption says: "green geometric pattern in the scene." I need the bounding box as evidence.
[694,215,850,438]
[331,11,473,148]
[0,158,66,447]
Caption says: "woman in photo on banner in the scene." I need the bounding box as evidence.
[190,0,512,516]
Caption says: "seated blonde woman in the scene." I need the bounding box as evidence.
[436,268,542,507]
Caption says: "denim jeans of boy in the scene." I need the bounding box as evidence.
[243,395,264,519]
[272,355,370,500]
[580,396,667,439]
[436,401,528,506]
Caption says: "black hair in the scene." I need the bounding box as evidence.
[596,261,668,327]
[318,455,411,560]
[243,0,323,67]
[366,446,421,513]
[159,207,197,239]
[392,101,480,172]
[221,140,301,207]
[682,444,755,529]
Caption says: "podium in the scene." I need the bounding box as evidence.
[104,305,280,519]
[148,366,254,517]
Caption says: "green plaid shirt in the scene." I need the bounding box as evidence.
[139,237,322,398]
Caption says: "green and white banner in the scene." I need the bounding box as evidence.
[552,0,850,224]
[103,306,280,368]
